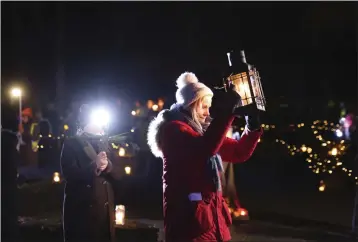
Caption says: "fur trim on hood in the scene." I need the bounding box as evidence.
[147,104,180,158]
[147,109,167,158]
[148,103,198,158]
[147,103,214,158]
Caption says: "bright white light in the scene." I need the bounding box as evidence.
[335,129,343,138]
[91,108,110,127]
[152,104,159,111]
[11,88,22,97]
[227,52,232,67]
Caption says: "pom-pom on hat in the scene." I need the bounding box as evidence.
[175,72,213,108]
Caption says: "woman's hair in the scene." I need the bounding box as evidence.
[186,96,208,129]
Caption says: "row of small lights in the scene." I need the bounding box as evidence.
[131,99,165,116]
[275,138,355,180]
[52,164,133,184]
[275,120,356,191]
[36,127,136,150]
[44,119,353,188]
[36,129,136,177]
[239,120,355,191]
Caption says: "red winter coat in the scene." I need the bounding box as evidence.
[148,111,262,242]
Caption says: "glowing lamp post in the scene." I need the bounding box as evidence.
[10,87,23,132]
[226,50,266,112]
[115,205,125,225]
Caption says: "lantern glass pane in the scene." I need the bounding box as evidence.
[230,72,253,106]
[249,69,266,111]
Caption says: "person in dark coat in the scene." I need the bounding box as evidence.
[61,104,121,242]
[1,103,20,242]
[147,72,262,242]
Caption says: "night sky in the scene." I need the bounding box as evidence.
[1,2,357,108]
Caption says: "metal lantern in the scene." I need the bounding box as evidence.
[226,50,266,111]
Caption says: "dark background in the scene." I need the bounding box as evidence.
[2,3,358,238]
[2,2,357,110]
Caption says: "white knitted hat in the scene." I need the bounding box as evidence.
[175,72,213,108]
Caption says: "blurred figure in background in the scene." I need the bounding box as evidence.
[33,110,53,168]
[34,109,52,137]
[1,102,20,242]
[61,104,122,242]
[18,108,38,166]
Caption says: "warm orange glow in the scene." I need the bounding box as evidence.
[147,100,154,109]
[233,208,248,218]
[230,73,253,105]
[158,98,164,108]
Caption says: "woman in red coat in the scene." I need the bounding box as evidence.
[148,72,262,242]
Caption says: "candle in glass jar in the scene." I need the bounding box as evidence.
[115,205,125,225]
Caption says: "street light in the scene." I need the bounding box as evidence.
[10,87,22,132]
[11,88,22,97]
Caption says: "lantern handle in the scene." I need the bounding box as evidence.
[214,76,234,93]
[227,52,232,67]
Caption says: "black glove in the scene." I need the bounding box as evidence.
[231,99,261,130]
[211,84,242,118]
[245,114,261,131]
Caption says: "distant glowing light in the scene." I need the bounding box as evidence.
[91,108,110,127]
[118,147,125,157]
[53,172,60,183]
[335,129,343,138]
[331,148,338,156]
[124,166,131,175]
[152,104,159,111]
[11,88,22,97]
